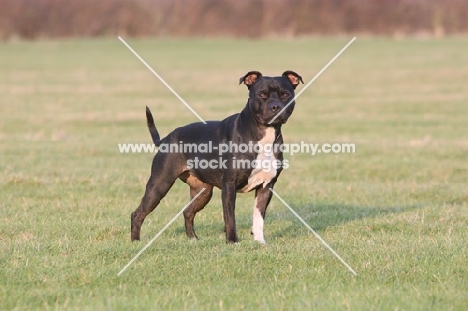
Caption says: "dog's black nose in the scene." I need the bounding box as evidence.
[269,102,283,112]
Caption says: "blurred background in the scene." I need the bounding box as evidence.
[1,0,468,39]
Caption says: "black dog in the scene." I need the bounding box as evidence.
[131,71,303,243]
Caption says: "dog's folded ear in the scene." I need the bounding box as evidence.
[239,71,262,89]
[282,71,304,89]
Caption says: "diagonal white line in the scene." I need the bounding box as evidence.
[117,188,206,276]
[118,36,207,124]
[269,188,357,276]
[268,37,356,124]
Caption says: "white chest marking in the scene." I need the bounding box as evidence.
[240,128,277,193]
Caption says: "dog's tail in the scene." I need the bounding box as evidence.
[146,106,161,147]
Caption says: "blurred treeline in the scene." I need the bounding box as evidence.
[1,0,467,40]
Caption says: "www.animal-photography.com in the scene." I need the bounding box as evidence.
[1,1,467,310]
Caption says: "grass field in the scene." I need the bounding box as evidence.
[1,37,467,310]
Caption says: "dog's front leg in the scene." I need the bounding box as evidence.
[221,181,238,243]
[252,184,274,244]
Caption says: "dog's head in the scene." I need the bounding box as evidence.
[239,70,303,126]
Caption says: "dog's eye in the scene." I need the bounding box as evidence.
[258,92,267,99]
[281,92,290,99]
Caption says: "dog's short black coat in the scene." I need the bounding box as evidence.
[131,70,303,243]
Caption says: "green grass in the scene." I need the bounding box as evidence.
[1,37,467,310]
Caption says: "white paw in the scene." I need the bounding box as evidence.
[254,237,266,245]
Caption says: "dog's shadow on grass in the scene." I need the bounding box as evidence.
[172,202,423,241]
[267,202,423,239]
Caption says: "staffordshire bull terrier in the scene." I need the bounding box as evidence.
[131,70,303,244]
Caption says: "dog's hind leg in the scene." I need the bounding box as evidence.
[131,155,181,241]
[179,172,213,239]
[131,175,176,241]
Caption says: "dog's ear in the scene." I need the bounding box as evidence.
[282,71,304,89]
[239,71,262,89]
